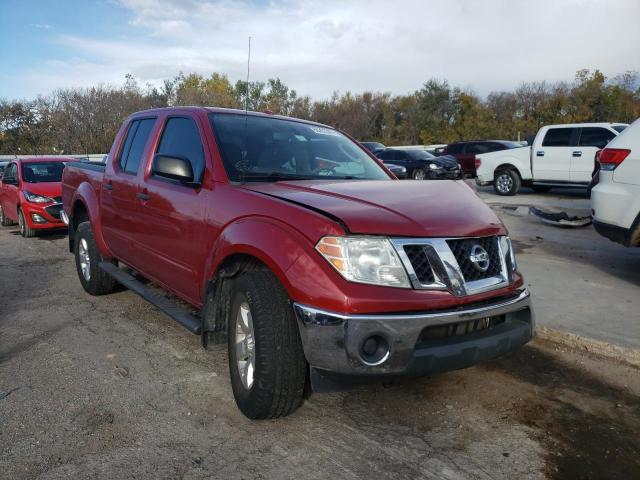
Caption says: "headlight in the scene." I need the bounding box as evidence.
[23,191,55,204]
[500,236,517,274]
[315,236,410,288]
[428,163,442,170]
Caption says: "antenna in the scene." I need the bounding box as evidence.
[245,36,251,112]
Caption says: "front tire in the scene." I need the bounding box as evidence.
[18,208,36,237]
[227,270,307,419]
[74,221,116,295]
[412,168,426,180]
[493,169,521,196]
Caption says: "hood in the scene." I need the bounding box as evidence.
[434,155,460,169]
[22,182,62,200]
[242,180,505,238]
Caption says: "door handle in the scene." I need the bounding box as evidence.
[536,151,545,157]
[572,151,582,157]
[136,192,150,201]
[104,182,113,190]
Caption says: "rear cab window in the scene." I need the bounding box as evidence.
[578,128,616,148]
[118,118,156,174]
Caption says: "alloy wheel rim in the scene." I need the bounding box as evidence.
[79,238,91,281]
[235,301,255,390]
[415,169,426,180]
[18,212,24,234]
[497,174,513,193]
[0,206,4,223]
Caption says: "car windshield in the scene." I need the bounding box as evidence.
[21,162,65,183]
[209,113,390,182]
[612,125,627,133]
[362,142,384,151]
[502,141,525,149]
[407,150,436,160]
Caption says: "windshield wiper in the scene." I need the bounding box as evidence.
[240,172,316,182]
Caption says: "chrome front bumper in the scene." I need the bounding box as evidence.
[294,289,533,377]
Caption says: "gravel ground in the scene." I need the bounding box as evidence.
[1,214,639,479]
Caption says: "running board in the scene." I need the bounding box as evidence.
[99,261,202,334]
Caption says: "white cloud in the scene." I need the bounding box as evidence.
[31,23,53,29]
[21,0,640,99]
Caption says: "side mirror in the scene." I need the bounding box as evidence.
[151,154,197,185]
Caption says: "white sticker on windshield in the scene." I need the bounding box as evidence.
[309,126,340,137]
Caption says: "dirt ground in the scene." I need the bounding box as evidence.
[1,223,639,479]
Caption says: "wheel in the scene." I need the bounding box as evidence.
[412,168,426,180]
[18,208,36,237]
[74,221,117,295]
[227,270,307,419]
[493,169,521,196]
[0,205,13,226]
[531,185,552,193]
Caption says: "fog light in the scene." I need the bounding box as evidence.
[31,213,47,224]
[359,334,390,366]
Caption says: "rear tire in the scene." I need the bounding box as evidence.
[493,169,521,196]
[74,221,116,295]
[0,205,13,226]
[18,208,36,237]
[227,270,307,419]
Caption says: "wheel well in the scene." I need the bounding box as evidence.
[494,164,521,179]
[68,201,90,252]
[201,253,272,348]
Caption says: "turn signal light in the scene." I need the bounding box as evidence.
[599,148,630,171]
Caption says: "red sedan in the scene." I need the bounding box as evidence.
[0,157,70,237]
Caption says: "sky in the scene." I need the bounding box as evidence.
[1,0,639,101]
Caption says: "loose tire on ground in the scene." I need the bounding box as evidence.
[18,208,36,237]
[0,205,13,226]
[493,168,521,196]
[74,221,117,295]
[227,270,307,419]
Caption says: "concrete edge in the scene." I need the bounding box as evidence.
[535,326,640,369]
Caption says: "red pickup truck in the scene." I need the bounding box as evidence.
[0,157,68,236]
[62,107,533,419]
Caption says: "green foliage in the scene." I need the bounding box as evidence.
[1,69,638,155]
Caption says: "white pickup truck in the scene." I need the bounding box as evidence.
[476,123,628,195]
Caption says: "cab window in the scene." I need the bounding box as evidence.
[156,117,205,182]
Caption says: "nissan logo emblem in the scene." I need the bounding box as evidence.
[469,245,490,272]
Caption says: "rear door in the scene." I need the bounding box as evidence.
[101,117,157,263]
[572,127,616,182]
[133,115,209,303]
[532,127,577,182]
[0,162,20,221]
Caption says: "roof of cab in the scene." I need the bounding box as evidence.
[129,106,332,129]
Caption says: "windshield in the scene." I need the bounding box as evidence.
[21,162,65,183]
[502,141,525,149]
[407,150,436,160]
[613,125,627,133]
[209,113,390,182]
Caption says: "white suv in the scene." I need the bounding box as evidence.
[592,118,640,246]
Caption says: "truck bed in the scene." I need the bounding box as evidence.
[61,161,106,211]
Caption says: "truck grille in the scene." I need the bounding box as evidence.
[392,235,512,297]
[45,204,63,220]
[447,236,502,282]
[403,245,435,284]
[417,314,506,346]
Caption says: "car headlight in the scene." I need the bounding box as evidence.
[23,191,55,204]
[427,163,442,170]
[500,236,517,274]
[316,236,410,288]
